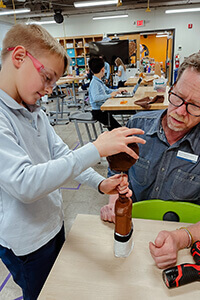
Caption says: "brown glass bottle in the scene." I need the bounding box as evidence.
[107,142,139,236]
[107,142,139,257]
[115,194,133,236]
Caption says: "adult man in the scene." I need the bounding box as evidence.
[101,52,200,269]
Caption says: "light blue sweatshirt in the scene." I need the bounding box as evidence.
[0,89,105,255]
[89,75,117,110]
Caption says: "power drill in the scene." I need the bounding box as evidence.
[162,241,200,288]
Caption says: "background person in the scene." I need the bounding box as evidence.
[89,56,126,130]
[115,57,127,88]
[101,55,110,86]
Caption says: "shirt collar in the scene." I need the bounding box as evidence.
[145,109,166,136]
[146,108,200,152]
[184,122,200,152]
[0,89,40,113]
[93,75,102,83]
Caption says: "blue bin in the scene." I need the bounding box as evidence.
[76,57,85,66]
[69,58,76,66]
[67,49,75,57]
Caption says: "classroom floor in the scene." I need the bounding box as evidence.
[0,101,113,299]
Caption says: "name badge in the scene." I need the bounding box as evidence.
[177,150,198,163]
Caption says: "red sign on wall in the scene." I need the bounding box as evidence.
[137,20,144,27]
[188,24,193,29]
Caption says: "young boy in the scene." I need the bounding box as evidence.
[89,56,126,130]
[0,24,145,299]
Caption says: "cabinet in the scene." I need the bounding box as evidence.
[56,34,103,72]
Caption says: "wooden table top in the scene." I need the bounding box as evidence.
[125,76,155,86]
[101,86,169,112]
[56,75,86,85]
[38,214,198,300]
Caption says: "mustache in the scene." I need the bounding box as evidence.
[169,112,185,122]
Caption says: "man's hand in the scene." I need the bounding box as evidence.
[93,127,146,158]
[149,230,179,269]
[100,202,115,223]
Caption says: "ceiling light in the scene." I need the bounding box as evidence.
[0,8,30,15]
[165,7,200,14]
[156,34,168,38]
[26,20,56,25]
[74,1,118,8]
[93,14,128,20]
[156,31,168,35]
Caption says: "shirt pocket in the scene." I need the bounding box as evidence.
[129,157,150,186]
[170,169,200,201]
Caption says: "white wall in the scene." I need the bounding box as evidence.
[43,6,200,64]
[0,6,200,64]
[0,21,12,64]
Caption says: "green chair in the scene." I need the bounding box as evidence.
[132,199,200,223]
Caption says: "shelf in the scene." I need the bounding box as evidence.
[56,34,103,71]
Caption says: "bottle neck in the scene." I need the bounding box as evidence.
[118,193,129,203]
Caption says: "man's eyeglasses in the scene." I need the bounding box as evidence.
[7,47,57,90]
[168,87,200,117]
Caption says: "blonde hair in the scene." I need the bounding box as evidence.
[115,57,126,71]
[1,23,68,72]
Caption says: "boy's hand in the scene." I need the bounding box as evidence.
[100,175,131,223]
[93,127,146,158]
[99,174,131,196]
[120,89,128,94]
[110,91,119,97]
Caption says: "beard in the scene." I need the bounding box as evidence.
[167,112,186,132]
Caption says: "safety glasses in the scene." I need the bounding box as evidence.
[7,47,57,89]
[168,85,200,117]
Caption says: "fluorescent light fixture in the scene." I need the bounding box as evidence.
[93,14,128,20]
[156,34,168,38]
[156,31,168,35]
[26,20,56,25]
[74,1,117,8]
[165,7,200,14]
[0,8,30,15]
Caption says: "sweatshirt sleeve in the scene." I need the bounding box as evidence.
[0,111,102,203]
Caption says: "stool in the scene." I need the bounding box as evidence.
[69,111,100,146]
[48,87,70,125]
[48,94,70,125]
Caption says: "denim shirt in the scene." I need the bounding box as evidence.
[126,110,200,204]
[89,75,116,110]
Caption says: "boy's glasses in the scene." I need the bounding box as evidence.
[7,47,57,89]
[168,86,200,117]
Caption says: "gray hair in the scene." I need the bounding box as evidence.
[177,52,200,81]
